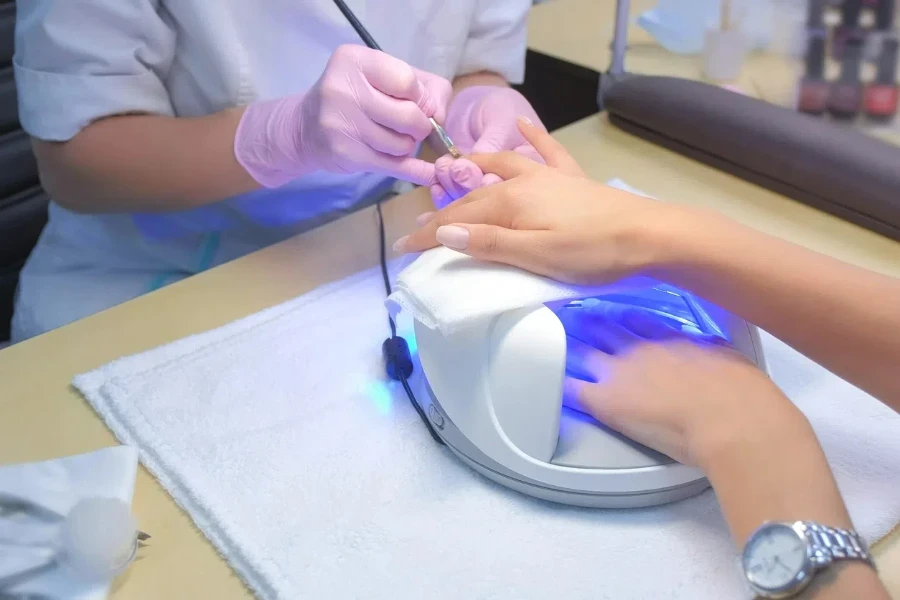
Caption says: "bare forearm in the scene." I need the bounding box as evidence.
[700,405,852,545]
[32,108,259,213]
[712,458,888,600]
[697,401,888,599]
[656,209,900,410]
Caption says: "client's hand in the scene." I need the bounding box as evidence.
[394,119,690,285]
[430,88,544,208]
[566,306,871,593]
[559,306,797,467]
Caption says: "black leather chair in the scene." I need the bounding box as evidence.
[0,0,49,342]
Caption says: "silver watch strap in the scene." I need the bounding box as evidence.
[798,521,876,570]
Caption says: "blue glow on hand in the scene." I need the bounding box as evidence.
[555,283,729,343]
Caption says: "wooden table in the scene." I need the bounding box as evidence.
[2,1,899,597]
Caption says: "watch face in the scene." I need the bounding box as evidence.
[743,523,809,593]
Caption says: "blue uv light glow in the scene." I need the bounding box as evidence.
[556,283,729,343]
[404,331,418,357]
[364,381,394,415]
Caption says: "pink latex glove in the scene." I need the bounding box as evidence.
[430,86,544,207]
[234,44,453,188]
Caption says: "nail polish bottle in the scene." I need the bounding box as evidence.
[799,34,830,115]
[829,38,864,119]
[865,0,895,60]
[807,0,828,34]
[833,0,864,60]
[864,36,899,120]
[875,0,896,29]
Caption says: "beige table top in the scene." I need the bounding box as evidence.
[528,0,900,144]
[1,1,899,598]
[0,190,433,599]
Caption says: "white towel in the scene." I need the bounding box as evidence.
[73,264,900,600]
[386,246,657,334]
[0,446,139,599]
[386,178,659,334]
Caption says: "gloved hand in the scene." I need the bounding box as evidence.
[430,86,543,207]
[234,44,453,188]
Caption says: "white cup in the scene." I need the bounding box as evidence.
[703,27,748,81]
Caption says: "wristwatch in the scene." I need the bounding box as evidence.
[741,520,875,598]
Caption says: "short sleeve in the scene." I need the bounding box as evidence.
[457,0,531,84]
[14,0,176,141]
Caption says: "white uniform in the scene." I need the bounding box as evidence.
[11,0,530,341]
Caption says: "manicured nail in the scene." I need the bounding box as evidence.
[416,212,435,226]
[518,116,534,127]
[436,225,469,251]
[392,235,409,253]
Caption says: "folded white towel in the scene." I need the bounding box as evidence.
[73,265,900,600]
[386,178,657,334]
[0,446,139,599]
[386,246,655,334]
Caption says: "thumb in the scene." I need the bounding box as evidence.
[435,224,555,276]
[471,124,520,155]
[370,155,436,187]
[412,68,453,123]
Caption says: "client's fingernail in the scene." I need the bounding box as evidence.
[436,225,469,251]
[392,235,409,253]
[518,116,534,127]
[416,212,435,226]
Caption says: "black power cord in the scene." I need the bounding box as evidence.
[375,200,444,445]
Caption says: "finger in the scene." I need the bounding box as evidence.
[565,335,610,384]
[363,91,433,140]
[512,142,546,166]
[435,224,562,279]
[562,377,594,416]
[429,183,452,209]
[397,185,514,252]
[563,377,629,433]
[357,48,444,117]
[416,211,436,226]
[468,151,545,181]
[368,155,435,187]
[557,310,638,354]
[481,173,503,186]
[620,309,684,341]
[434,156,470,201]
[477,144,541,186]
[442,158,484,197]
[356,119,419,157]
[412,67,453,123]
[516,117,584,176]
